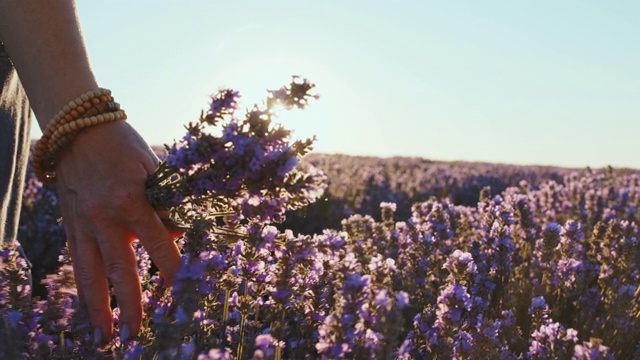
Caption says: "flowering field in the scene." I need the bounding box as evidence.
[282,154,574,234]
[2,79,640,359]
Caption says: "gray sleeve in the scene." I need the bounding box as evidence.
[0,41,33,258]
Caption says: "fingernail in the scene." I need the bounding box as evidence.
[93,327,102,346]
[120,324,130,343]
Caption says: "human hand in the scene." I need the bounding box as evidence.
[54,120,182,344]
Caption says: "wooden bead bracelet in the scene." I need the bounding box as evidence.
[33,90,113,162]
[35,91,114,155]
[47,103,121,147]
[42,88,112,142]
[34,100,118,161]
[41,110,127,172]
[33,88,127,183]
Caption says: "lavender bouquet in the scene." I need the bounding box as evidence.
[146,76,326,230]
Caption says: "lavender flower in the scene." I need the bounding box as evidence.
[146,77,323,229]
[527,320,578,359]
[443,249,477,282]
[208,89,240,119]
[573,339,614,360]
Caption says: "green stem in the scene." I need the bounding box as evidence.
[211,228,249,239]
[145,162,173,188]
[237,314,247,360]
[275,307,286,360]
[275,344,282,360]
[222,290,231,323]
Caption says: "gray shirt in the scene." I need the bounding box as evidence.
[0,42,32,273]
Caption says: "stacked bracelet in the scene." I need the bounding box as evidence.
[33,88,127,183]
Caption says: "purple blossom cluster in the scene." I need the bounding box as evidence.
[5,79,640,358]
[146,76,326,228]
[0,241,107,358]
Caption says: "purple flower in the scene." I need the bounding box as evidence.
[443,249,477,277]
[380,202,397,213]
[396,291,410,309]
[6,310,23,328]
[373,289,391,310]
[198,348,233,360]
[124,344,145,359]
[436,283,472,325]
[573,340,614,360]
[528,320,577,359]
[253,333,284,358]
[530,296,548,312]
[554,258,583,288]
[209,89,240,118]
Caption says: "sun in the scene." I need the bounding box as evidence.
[204,54,348,153]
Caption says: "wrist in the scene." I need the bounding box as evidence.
[36,80,100,128]
[33,88,127,183]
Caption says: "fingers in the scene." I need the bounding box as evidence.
[94,229,143,341]
[155,209,171,219]
[156,209,186,238]
[95,186,180,340]
[131,206,182,285]
[59,194,112,343]
[67,231,112,343]
[107,171,181,286]
[60,188,145,343]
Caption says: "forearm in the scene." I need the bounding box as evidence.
[0,0,98,129]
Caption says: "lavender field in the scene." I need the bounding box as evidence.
[283,155,573,234]
[2,82,640,359]
[4,154,640,359]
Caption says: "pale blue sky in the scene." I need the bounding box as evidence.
[35,1,640,168]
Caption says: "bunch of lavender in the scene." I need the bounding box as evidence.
[145,76,326,230]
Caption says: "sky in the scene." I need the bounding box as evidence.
[33,1,639,169]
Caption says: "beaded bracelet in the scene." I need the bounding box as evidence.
[33,89,113,172]
[41,110,127,173]
[42,88,112,142]
[47,103,121,149]
[34,91,113,157]
[34,90,112,182]
[46,109,126,158]
[33,88,127,182]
